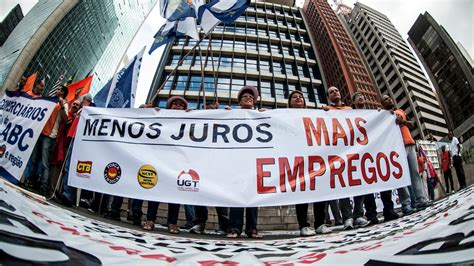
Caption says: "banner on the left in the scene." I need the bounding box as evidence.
[0,91,58,182]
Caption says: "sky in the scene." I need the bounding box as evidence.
[1,0,473,106]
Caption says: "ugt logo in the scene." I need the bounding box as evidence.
[177,169,200,192]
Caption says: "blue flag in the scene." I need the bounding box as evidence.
[149,16,199,54]
[160,0,196,21]
[93,48,145,108]
[93,79,112,107]
[198,0,249,24]
[148,22,179,55]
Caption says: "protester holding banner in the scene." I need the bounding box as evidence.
[324,87,369,230]
[287,90,332,236]
[25,83,68,196]
[382,95,432,211]
[190,104,230,235]
[59,94,95,207]
[226,86,262,239]
[347,92,379,226]
[134,97,188,234]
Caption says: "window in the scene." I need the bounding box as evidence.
[189,76,202,91]
[258,42,270,53]
[233,58,245,70]
[259,59,271,72]
[246,58,258,71]
[219,56,232,68]
[176,75,188,90]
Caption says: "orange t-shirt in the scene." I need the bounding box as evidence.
[440,150,450,172]
[417,156,425,174]
[327,104,352,110]
[394,109,415,145]
[41,103,60,137]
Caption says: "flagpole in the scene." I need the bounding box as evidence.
[149,26,218,107]
[197,43,206,109]
[207,33,219,107]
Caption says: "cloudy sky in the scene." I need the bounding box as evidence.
[1,0,472,105]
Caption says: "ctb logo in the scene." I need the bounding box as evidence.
[76,161,92,178]
[177,169,200,192]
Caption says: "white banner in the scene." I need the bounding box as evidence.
[69,107,411,207]
[0,91,58,182]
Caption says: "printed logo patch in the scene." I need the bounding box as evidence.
[177,169,200,192]
[137,165,158,189]
[104,162,121,184]
[76,161,92,178]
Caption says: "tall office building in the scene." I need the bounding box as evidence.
[148,0,326,109]
[345,3,448,140]
[302,0,381,108]
[408,12,473,147]
[0,4,24,46]
[0,0,156,95]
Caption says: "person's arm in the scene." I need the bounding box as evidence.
[58,99,68,121]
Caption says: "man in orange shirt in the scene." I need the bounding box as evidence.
[26,84,68,196]
[323,87,369,230]
[382,95,431,211]
[440,145,454,193]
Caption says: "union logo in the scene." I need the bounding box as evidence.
[137,165,158,189]
[76,160,92,178]
[104,162,121,184]
[177,169,200,192]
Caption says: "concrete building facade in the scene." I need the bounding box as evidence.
[408,12,473,148]
[148,0,327,109]
[345,2,448,140]
[302,0,381,108]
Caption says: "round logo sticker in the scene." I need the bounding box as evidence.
[137,165,158,189]
[104,162,121,184]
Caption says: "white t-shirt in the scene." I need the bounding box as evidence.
[450,136,460,157]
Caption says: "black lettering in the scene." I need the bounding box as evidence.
[171,123,186,140]
[213,124,230,143]
[98,119,111,136]
[146,123,162,139]
[84,119,99,136]
[190,123,208,142]
[111,119,125,137]
[233,124,252,143]
[256,123,273,143]
[128,122,145,138]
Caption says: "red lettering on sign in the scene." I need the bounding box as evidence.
[279,157,305,192]
[257,158,276,194]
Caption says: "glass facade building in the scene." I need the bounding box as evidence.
[345,3,448,140]
[0,4,24,46]
[1,0,156,95]
[0,0,65,92]
[148,1,326,109]
[408,12,473,147]
[23,0,156,95]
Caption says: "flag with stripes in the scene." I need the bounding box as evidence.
[47,70,67,97]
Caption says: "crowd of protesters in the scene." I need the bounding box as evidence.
[10,77,469,238]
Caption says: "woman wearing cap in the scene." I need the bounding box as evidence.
[139,96,188,234]
[226,86,262,239]
[287,91,333,236]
